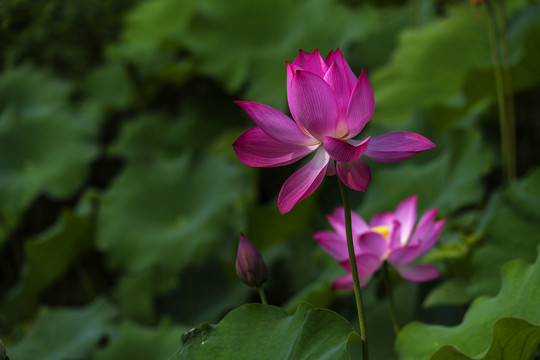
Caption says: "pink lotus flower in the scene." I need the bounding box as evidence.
[233,49,436,214]
[314,195,446,290]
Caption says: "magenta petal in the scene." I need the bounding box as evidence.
[346,69,374,138]
[235,101,316,145]
[324,61,350,136]
[304,49,328,78]
[409,208,438,246]
[327,207,370,239]
[332,273,372,290]
[357,232,388,259]
[336,157,371,192]
[340,252,382,276]
[394,195,418,243]
[388,245,420,265]
[324,136,370,163]
[278,147,329,214]
[325,48,357,91]
[233,127,317,167]
[369,212,393,228]
[314,230,348,262]
[388,221,402,249]
[365,132,436,163]
[394,264,440,282]
[288,70,339,141]
[417,219,446,257]
[293,49,310,68]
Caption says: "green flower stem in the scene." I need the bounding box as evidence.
[337,176,369,359]
[485,0,516,186]
[382,262,400,335]
[257,285,268,305]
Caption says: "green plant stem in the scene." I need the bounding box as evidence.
[382,262,400,335]
[257,285,268,305]
[485,0,516,186]
[337,176,369,359]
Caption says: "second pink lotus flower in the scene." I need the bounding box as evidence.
[233,49,436,214]
[314,195,446,290]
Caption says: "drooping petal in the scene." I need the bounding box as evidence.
[369,212,394,228]
[394,264,440,282]
[313,230,348,262]
[327,207,370,239]
[394,195,418,244]
[233,127,317,167]
[235,101,317,145]
[346,69,374,138]
[324,61,351,136]
[364,132,436,163]
[325,48,357,91]
[340,252,382,276]
[288,70,339,141]
[303,49,328,78]
[336,157,371,192]
[388,245,420,265]
[408,208,438,246]
[416,219,446,257]
[357,232,388,260]
[324,136,370,163]
[278,147,329,214]
[332,273,372,290]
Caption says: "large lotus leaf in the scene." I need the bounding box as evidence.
[431,318,540,360]
[93,320,185,360]
[7,299,117,360]
[395,248,540,360]
[169,302,360,360]
[0,67,98,235]
[0,206,95,326]
[468,167,540,298]
[357,129,492,219]
[97,154,251,273]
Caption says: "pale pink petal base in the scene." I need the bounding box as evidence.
[394,264,440,282]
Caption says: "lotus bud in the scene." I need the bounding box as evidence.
[235,233,268,287]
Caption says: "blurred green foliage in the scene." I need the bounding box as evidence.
[0,0,539,358]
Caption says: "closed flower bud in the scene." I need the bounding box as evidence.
[235,233,268,287]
